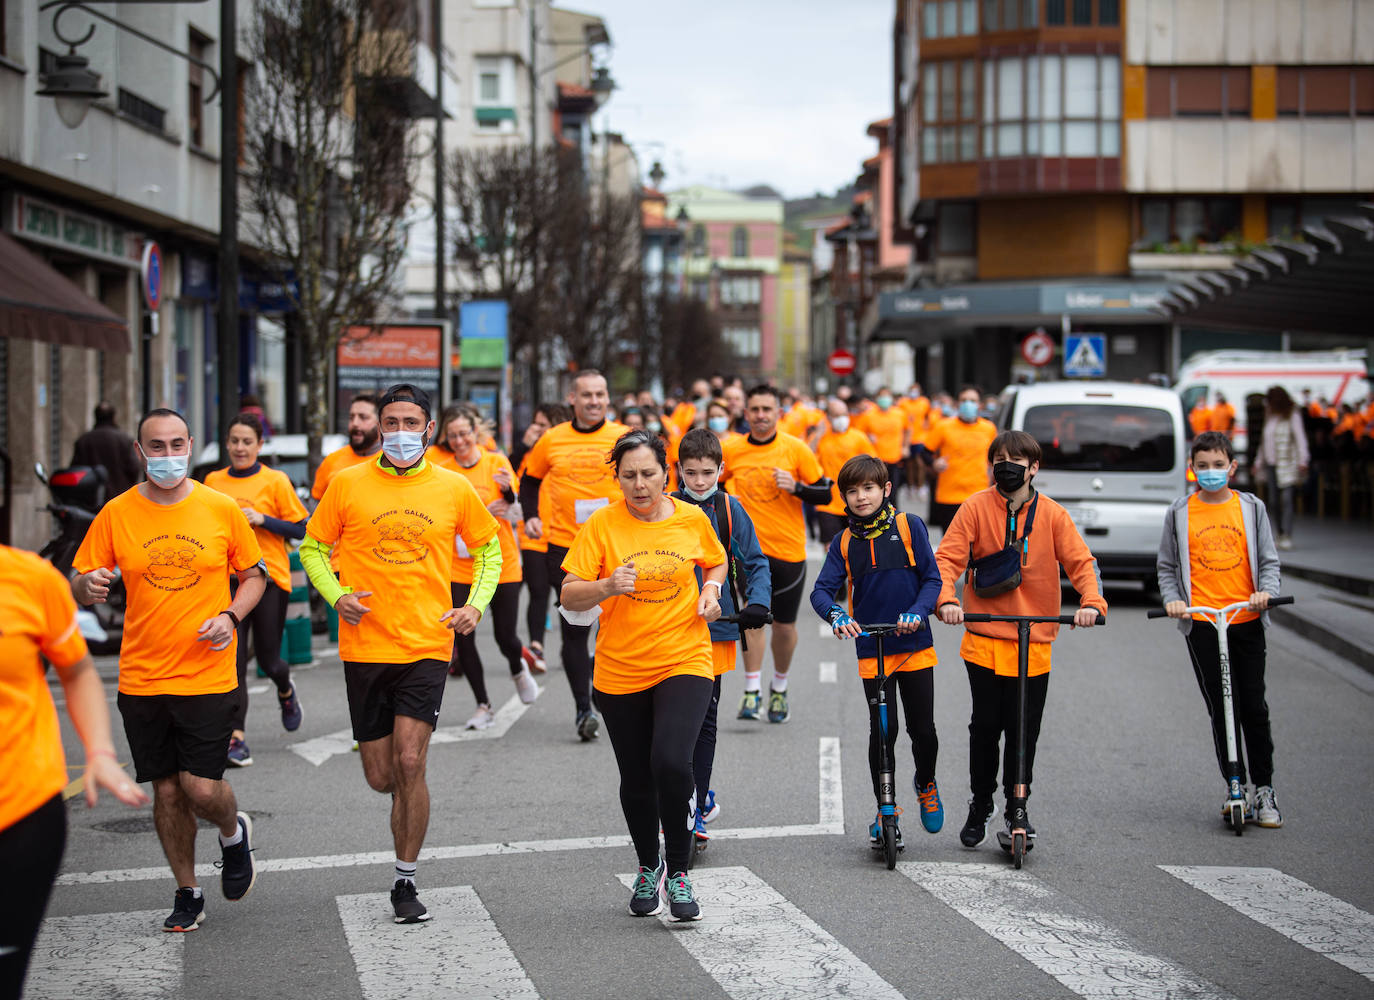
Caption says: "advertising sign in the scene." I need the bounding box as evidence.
[335,324,444,427]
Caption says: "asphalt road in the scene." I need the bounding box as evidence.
[29,562,1374,1000]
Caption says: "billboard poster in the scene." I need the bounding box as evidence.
[335,324,443,431]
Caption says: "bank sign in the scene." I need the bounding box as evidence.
[881,282,1168,319]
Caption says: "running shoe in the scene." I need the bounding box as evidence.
[521,644,547,676]
[692,808,709,845]
[226,736,253,767]
[1252,785,1283,828]
[666,871,701,921]
[701,789,721,823]
[737,690,762,720]
[628,859,666,916]
[576,709,600,742]
[162,888,205,932]
[514,668,541,705]
[464,703,496,730]
[218,812,256,900]
[278,686,303,732]
[959,797,994,848]
[390,880,431,923]
[868,813,904,851]
[915,779,944,833]
[767,687,790,724]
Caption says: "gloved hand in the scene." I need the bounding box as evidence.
[736,603,771,629]
[828,606,862,639]
[897,612,922,634]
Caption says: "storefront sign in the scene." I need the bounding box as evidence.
[459,300,508,370]
[336,324,443,417]
[7,193,142,268]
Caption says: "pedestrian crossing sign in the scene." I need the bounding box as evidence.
[1063,334,1106,377]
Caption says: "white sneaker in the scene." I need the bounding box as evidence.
[1253,785,1283,828]
[514,668,540,705]
[464,704,496,730]
[1277,536,1294,551]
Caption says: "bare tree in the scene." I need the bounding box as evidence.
[658,295,729,384]
[241,0,421,473]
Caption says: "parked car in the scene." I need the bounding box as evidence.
[194,434,347,500]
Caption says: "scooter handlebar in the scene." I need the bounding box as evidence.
[1147,595,1293,619]
[961,612,1104,626]
[718,612,775,626]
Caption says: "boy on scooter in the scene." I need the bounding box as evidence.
[810,455,945,851]
[935,430,1106,850]
[1156,430,1282,828]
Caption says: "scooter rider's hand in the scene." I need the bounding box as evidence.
[1248,591,1272,611]
[937,601,964,626]
[441,605,482,635]
[335,591,373,626]
[828,606,862,639]
[1071,607,1101,629]
[896,612,922,634]
[75,567,117,606]
[1164,600,1189,619]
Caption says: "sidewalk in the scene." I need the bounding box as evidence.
[1269,515,1374,674]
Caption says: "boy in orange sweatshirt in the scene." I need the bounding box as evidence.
[935,430,1107,850]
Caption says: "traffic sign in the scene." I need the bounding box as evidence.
[1064,333,1106,377]
[1021,329,1054,367]
[828,349,856,377]
[140,241,162,311]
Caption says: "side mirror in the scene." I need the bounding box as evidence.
[35,462,48,484]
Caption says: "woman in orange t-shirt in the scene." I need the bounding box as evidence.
[561,430,726,921]
[204,414,310,765]
[437,406,540,730]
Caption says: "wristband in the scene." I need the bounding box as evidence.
[86,748,117,761]
[220,609,240,629]
[702,580,722,594]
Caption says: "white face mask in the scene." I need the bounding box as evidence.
[143,452,189,489]
[683,482,718,502]
[831,415,850,433]
[382,429,427,465]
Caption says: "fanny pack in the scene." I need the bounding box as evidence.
[968,493,1038,598]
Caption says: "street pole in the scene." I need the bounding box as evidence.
[433,0,446,402]
[216,0,239,443]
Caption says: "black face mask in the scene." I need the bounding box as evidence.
[993,461,1029,493]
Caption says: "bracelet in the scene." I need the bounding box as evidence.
[702,580,722,593]
[87,748,117,761]
[220,609,241,629]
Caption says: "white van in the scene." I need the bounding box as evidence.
[1174,349,1369,454]
[996,381,1186,587]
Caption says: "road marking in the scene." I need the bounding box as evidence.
[900,862,1233,1000]
[1161,865,1374,980]
[62,760,134,801]
[58,738,844,886]
[248,683,269,695]
[616,866,903,998]
[289,692,531,766]
[818,660,837,683]
[337,886,538,1000]
[25,909,183,999]
[816,621,832,639]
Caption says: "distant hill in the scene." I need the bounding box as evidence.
[784,184,856,251]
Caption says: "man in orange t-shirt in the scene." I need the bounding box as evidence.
[311,393,382,500]
[721,384,831,724]
[518,369,628,741]
[923,385,997,530]
[72,408,266,932]
[1208,394,1236,437]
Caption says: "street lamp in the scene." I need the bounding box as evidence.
[35,50,107,129]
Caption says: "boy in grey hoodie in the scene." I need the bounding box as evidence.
[1157,431,1283,828]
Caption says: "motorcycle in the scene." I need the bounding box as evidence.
[36,462,124,652]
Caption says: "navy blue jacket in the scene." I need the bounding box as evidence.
[672,490,771,643]
[809,512,943,659]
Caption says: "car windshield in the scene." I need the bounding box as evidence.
[1024,403,1176,472]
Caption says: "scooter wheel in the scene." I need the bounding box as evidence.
[1012,831,1026,869]
[1230,802,1245,837]
[882,815,898,870]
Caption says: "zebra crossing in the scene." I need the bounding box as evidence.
[28,862,1373,999]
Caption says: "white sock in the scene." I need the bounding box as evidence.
[394,859,417,887]
[183,886,204,899]
[218,823,244,848]
[743,672,761,693]
[771,675,789,693]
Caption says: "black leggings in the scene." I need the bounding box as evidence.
[450,581,524,707]
[0,794,66,999]
[1184,618,1274,787]
[862,668,938,800]
[965,661,1049,805]
[233,582,292,730]
[522,549,552,647]
[596,674,713,875]
[547,544,594,715]
[692,675,723,811]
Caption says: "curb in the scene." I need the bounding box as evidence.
[1282,564,1374,599]
[1270,606,1374,676]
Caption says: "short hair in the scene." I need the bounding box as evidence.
[378,383,432,422]
[93,401,116,424]
[837,454,888,495]
[988,430,1041,465]
[536,402,571,425]
[1190,430,1234,462]
[572,368,606,388]
[608,429,668,474]
[228,413,264,442]
[745,383,779,405]
[958,384,982,399]
[349,392,379,415]
[137,407,190,444]
[706,398,731,418]
[677,427,723,466]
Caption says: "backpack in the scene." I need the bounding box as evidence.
[837,514,919,611]
[711,492,750,651]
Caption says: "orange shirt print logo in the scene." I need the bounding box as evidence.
[736,466,781,504]
[145,538,204,592]
[624,550,684,604]
[372,512,431,564]
[1197,524,1244,572]
[567,447,610,485]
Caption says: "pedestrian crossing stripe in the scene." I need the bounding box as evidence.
[27,910,183,999]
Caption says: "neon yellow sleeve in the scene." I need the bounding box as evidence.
[300,534,349,607]
[464,535,503,615]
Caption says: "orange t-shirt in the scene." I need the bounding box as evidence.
[857,406,908,464]
[711,640,737,677]
[814,428,874,516]
[311,444,380,500]
[204,464,308,592]
[520,420,628,549]
[562,498,725,695]
[669,401,696,434]
[423,444,450,467]
[1208,403,1236,434]
[1187,492,1258,625]
[899,396,931,437]
[857,647,937,681]
[924,416,997,506]
[1188,406,1213,437]
[779,406,816,441]
[721,433,823,562]
[437,451,521,585]
[0,547,89,832]
[74,483,263,696]
[307,460,500,663]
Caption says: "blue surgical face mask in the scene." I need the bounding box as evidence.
[143,452,189,489]
[683,482,718,502]
[877,395,893,410]
[708,416,730,434]
[958,400,979,422]
[382,429,427,465]
[647,420,662,435]
[1195,468,1230,492]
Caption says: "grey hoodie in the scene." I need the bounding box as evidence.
[1156,490,1282,635]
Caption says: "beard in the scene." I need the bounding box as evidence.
[350,426,379,452]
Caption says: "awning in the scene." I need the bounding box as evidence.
[1156,204,1374,337]
[0,231,130,352]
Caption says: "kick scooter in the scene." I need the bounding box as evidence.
[853,622,908,870]
[1147,596,1292,835]
[961,611,1104,869]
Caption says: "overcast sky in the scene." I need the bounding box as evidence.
[579,0,894,199]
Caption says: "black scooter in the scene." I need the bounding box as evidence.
[36,462,124,652]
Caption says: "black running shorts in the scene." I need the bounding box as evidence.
[116,690,237,784]
[344,659,449,743]
[765,556,808,625]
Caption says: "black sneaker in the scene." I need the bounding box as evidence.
[391,879,431,923]
[162,887,205,932]
[278,685,303,732]
[576,709,600,742]
[628,859,666,917]
[959,798,994,848]
[666,871,701,922]
[219,811,256,900]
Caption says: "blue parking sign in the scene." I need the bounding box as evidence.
[1063,334,1106,377]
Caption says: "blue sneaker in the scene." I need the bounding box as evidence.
[226,736,253,767]
[915,779,944,833]
[628,859,665,916]
[737,690,762,720]
[701,789,720,823]
[767,687,790,724]
[278,686,303,732]
[868,813,904,851]
[692,808,709,845]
